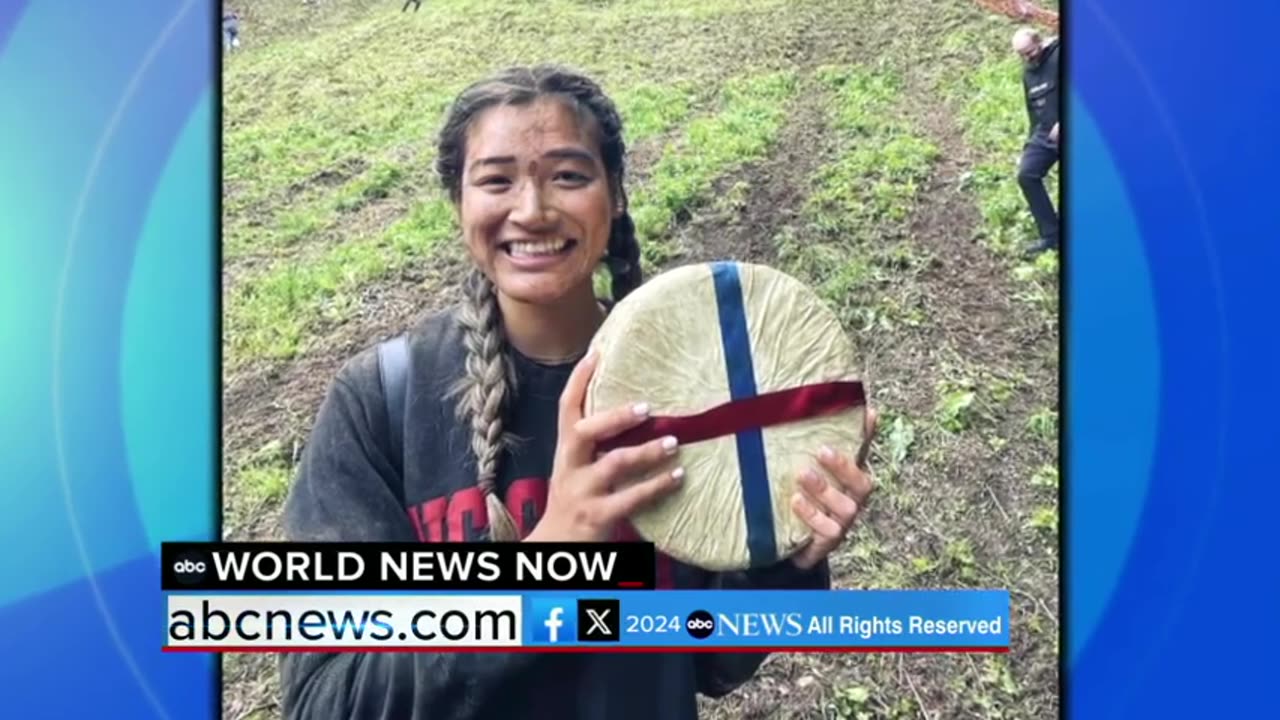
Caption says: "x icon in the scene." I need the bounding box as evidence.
[586,608,612,635]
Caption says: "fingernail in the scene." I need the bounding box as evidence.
[662,436,679,453]
[671,467,685,481]
[820,446,836,461]
[632,402,651,417]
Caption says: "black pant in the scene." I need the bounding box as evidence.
[1017,142,1060,245]
[403,0,422,10]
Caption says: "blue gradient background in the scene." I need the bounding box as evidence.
[0,1,217,717]
[1,0,1277,717]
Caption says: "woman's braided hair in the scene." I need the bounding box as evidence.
[435,65,642,541]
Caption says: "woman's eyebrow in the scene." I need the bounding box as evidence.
[469,155,516,170]
[542,147,596,163]
[468,147,596,172]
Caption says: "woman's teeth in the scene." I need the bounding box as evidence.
[508,239,571,256]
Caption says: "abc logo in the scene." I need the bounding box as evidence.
[685,610,715,639]
[172,553,208,584]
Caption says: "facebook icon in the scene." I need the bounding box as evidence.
[529,598,576,644]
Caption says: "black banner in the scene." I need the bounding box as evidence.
[161,542,656,591]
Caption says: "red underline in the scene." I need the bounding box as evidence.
[163,645,1007,654]
[596,381,866,452]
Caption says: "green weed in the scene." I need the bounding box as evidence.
[936,379,978,433]
[988,377,1017,405]
[883,412,917,471]
[1026,506,1058,534]
[1026,407,1057,441]
[965,654,1021,718]
[831,685,874,720]
[913,537,978,583]
[1031,464,1059,490]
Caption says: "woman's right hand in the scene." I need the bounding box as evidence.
[525,350,684,543]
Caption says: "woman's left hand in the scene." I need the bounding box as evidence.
[790,408,879,570]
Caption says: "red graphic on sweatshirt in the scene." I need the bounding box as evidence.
[406,478,677,587]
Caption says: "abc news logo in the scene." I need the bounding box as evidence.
[685,610,715,639]
[171,552,209,584]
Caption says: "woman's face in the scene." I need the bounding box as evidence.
[458,98,616,306]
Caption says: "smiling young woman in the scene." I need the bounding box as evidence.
[279,64,877,720]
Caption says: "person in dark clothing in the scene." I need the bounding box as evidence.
[279,65,879,720]
[1013,27,1061,257]
[222,9,241,52]
[403,0,423,12]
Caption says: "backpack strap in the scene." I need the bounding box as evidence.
[377,334,411,478]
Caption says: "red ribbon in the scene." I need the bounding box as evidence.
[596,381,866,452]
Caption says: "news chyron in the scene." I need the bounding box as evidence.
[162,542,654,651]
[162,543,1011,652]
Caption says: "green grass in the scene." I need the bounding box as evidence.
[222,0,793,268]
[807,65,938,229]
[777,65,939,328]
[808,131,937,226]
[226,162,409,261]
[333,162,409,212]
[226,198,455,363]
[223,85,448,218]
[955,52,1041,256]
[223,71,773,367]
[630,71,799,268]
[228,441,296,506]
[223,2,805,368]
[224,83,696,263]
[236,462,294,505]
[615,82,699,143]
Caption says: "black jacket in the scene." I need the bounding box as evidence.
[1023,37,1061,146]
[279,306,830,720]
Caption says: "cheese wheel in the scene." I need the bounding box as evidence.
[586,261,867,571]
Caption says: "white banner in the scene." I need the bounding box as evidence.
[166,594,523,648]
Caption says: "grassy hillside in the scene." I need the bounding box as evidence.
[222,1,1060,718]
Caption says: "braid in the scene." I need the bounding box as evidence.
[607,198,643,302]
[453,269,521,542]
